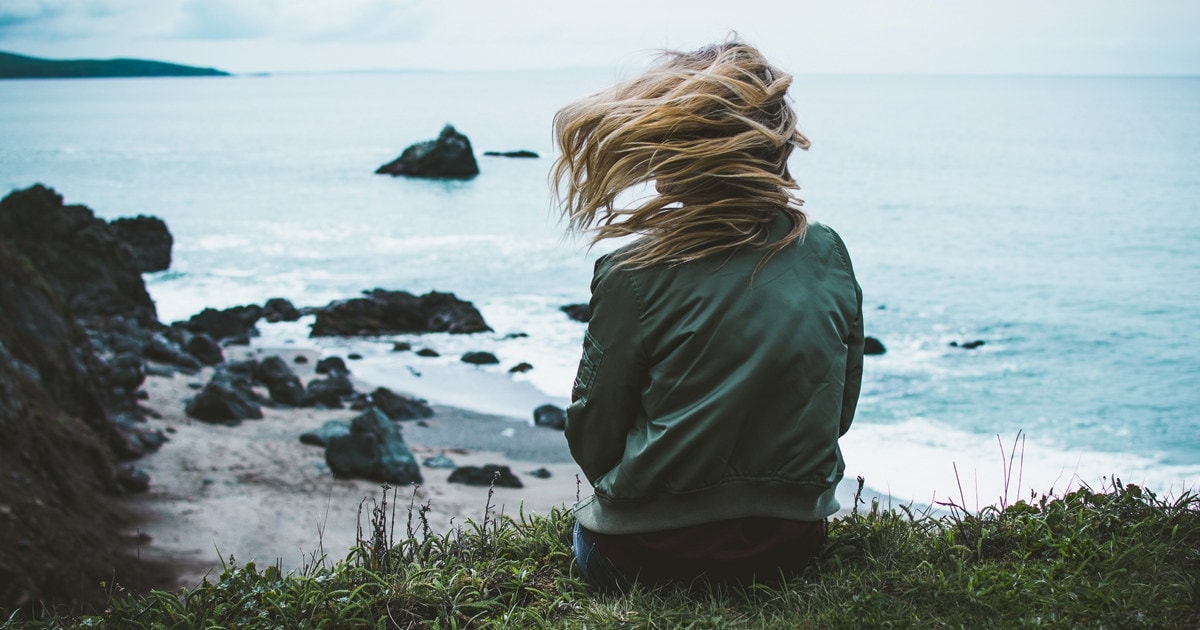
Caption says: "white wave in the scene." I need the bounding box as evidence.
[840,416,1200,510]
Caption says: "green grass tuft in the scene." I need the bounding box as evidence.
[7,478,1198,629]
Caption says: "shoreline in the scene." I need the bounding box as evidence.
[124,347,583,591]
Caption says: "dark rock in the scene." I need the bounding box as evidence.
[177,305,262,342]
[503,332,529,339]
[294,355,309,364]
[392,341,412,352]
[305,374,355,408]
[315,356,348,375]
[950,339,986,350]
[143,332,202,371]
[375,124,480,179]
[483,150,539,158]
[864,337,887,356]
[116,463,151,493]
[109,412,168,459]
[325,409,422,484]
[370,387,433,420]
[448,464,523,488]
[311,289,491,337]
[261,297,302,323]
[185,333,224,365]
[299,419,351,447]
[106,351,145,392]
[347,353,363,360]
[533,404,567,430]
[185,380,261,424]
[561,303,591,322]
[527,467,552,479]
[461,351,499,365]
[423,454,457,469]
[416,348,440,357]
[0,184,157,324]
[348,393,372,411]
[509,362,533,374]
[109,215,172,273]
[255,355,306,406]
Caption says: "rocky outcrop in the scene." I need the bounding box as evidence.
[375,124,479,179]
[324,409,422,484]
[0,185,175,615]
[176,304,263,342]
[864,337,887,356]
[0,184,157,325]
[310,289,491,336]
[110,215,172,273]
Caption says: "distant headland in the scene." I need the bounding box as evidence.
[0,50,230,79]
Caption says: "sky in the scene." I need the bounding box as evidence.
[1,0,1198,75]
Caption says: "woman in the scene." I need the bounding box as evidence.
[552,39,864,590]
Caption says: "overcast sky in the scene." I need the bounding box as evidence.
[1,0,1197,75]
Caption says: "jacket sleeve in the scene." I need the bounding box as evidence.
[564,256,646,484]
[841,280,865,436]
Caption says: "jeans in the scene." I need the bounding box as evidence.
[572,520,630,593]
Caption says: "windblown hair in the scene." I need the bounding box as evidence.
[552,38,811,268]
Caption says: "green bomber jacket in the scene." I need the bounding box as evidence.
[566,216,865,534]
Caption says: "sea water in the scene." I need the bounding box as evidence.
[2,71,1197,509]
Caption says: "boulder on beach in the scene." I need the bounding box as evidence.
[304,373,356,408]
[324,408,422,484]
[185,367,263,424]
[950,339,986,350]
[375,124,479,179]
[864,336,887,356]
[255,355,306,406]
[310,289,490,336]
[533,404,566,430]
[299,419,352,447]
[370,387,433,420]
[448,464,523,488]
[110,215,173,273]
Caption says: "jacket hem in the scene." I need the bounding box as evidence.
[573,479,842,535]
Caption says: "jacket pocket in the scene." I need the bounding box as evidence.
[571,330,605,405]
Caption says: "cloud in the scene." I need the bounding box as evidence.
[0,0,427,43]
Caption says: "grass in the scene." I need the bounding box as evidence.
[5,477,1198,629]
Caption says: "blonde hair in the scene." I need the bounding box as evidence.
[552,38,810,268]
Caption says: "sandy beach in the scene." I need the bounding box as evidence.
[123,347,584,591]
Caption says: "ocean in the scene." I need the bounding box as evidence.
[2,70,1197,510]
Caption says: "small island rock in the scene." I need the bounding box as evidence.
[375,124,479,179]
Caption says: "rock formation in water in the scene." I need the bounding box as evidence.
[375,124,480,179]
[310,289,490,336]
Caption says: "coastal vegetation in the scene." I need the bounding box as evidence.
[6,478,1196,628]
[0,51,228,79]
